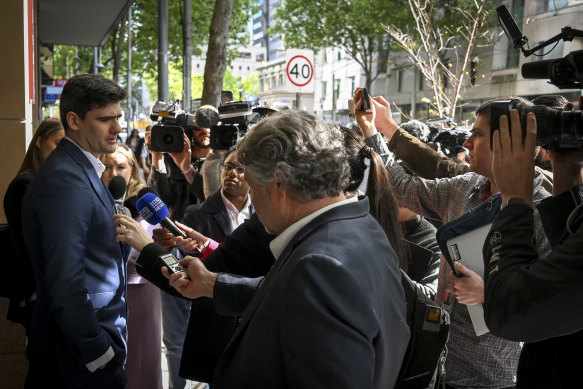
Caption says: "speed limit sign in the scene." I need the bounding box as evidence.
[286,49,315,92]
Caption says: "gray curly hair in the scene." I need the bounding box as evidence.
[237,111,350,202]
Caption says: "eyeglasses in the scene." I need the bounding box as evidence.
[220,162,245,174]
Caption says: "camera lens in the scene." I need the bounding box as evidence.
[162,133,175,145]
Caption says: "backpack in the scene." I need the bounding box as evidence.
[396,270,450,388]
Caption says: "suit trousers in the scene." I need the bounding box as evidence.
[161,290,191,389]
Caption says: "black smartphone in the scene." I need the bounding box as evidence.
[360,88,371,111]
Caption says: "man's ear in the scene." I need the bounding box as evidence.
[35,136,42,149]
[66,111,82,132]
[274,170,288,194]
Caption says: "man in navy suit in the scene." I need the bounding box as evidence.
[164,111,410,388]
[22,74,129,388]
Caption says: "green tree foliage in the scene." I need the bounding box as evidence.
[271,0,410,89]
[52,0,254,105]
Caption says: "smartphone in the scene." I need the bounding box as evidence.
[347,99,355,118]
[360,88,371,111]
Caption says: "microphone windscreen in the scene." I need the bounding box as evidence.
[136,193,169,225]
[108,176,127,200]
[123,195,140,218]
[138,186,159,199]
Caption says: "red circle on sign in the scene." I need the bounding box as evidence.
[286,55,314,87]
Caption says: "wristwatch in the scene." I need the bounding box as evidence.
[501,197,531,209]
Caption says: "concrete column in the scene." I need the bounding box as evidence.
[0,2,33,386]
[0,0,35,223]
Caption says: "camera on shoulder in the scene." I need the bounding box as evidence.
[150,100,197,153]
[490,99,583,151]
[210,101,264,150]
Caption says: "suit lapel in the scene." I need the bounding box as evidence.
[61,139,115,215]
[208,191,233,236]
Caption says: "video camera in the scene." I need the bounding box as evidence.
[490,99,583,151]
[149,100,197,153]
[491,6,583,150]
[496,5,583,89]
[210,101,263,150]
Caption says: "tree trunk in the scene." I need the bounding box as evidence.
[202,0,234,107]
[183,0,192,112]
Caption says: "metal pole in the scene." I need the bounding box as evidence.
[158,0,169,101]
[411,67,417,119]
[93,47,98,74]
[183,0,192,112]
[332,73,336,122]
[127,6,132,132]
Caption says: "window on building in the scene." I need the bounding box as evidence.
[506,42,520,68]
[533,40,564,61]
[536,0,568,13]
[247,66,250,71]
[350,76,355,96]
[418,69,424,91]
[335,79,341,101]
[397,70,403,92]
[324,50,328,64]
[337,46,342,61]
[322,81,327,99]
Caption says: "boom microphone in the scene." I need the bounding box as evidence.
[521,59,554,80]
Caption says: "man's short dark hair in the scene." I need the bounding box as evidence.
[400,120,432,143]
[60,74,126,131]
[195,105,220,129]
[532,94,569,109]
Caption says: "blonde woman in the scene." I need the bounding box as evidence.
[100,144,163,389]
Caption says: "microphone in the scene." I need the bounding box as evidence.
[521,59,554,80]
[108,176,127,202]
[123,195,140,219]
[136,193,201,256]
[138,186,158,199]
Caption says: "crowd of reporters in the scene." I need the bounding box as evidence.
[3,72,582,389]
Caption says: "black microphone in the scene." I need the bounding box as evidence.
[521,59,554,80]
[123,195,140,219]
[108,176,127,202]
[138,186,159,199]
[108,176,132,220]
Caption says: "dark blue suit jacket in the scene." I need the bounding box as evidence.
[22,138,129,383]
[212,198,410,388]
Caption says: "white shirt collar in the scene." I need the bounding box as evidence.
[269,196,358,260]
[220,190,253,230]
[63,136,106,178]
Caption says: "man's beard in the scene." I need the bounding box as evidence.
[192,136,210,149]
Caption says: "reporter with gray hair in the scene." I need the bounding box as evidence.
[120,110,410,388]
